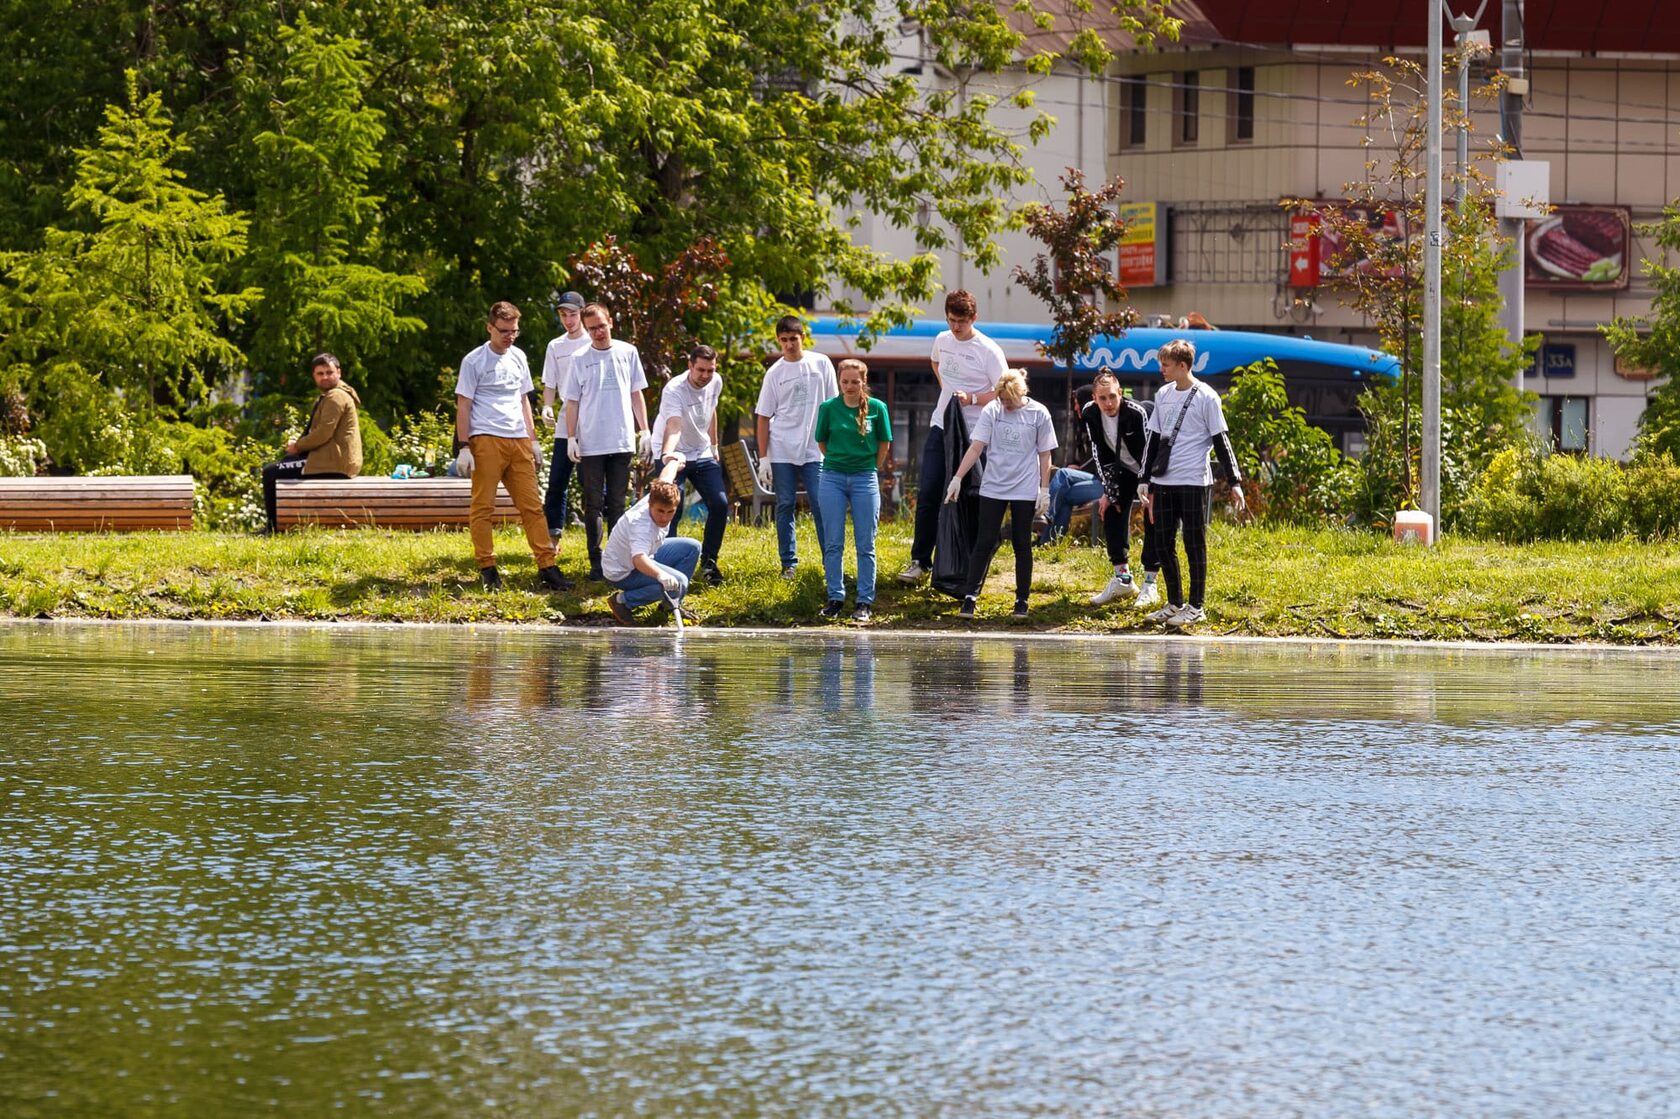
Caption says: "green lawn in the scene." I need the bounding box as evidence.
[1,517,1676,643]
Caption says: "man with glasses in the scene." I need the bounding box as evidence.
[898,289,1008,584]
[563,302,651,581]
[454,301,570,593]
[539,290,591,541]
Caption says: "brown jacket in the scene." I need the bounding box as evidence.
[293,382,363,477]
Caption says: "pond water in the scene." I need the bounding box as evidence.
[3,622,1678,1116]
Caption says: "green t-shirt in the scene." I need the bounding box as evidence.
[813,394,892,474]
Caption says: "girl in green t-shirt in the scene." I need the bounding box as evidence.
[812,359,893,622]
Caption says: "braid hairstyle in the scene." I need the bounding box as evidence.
[838,358,872,438]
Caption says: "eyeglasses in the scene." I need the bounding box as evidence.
[492,325,520,337]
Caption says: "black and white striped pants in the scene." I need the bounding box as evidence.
[1148,484,1211,608]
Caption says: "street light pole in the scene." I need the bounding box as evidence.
[1423,0,1443,526]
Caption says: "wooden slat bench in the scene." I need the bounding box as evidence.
[275,476,520,530]
[0,474,195,531]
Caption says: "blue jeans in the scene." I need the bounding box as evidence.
[609,536,702,608]
[818,468,881,604]
[543,436,574,536]
[771,460,825,569]
[674,457,729,566]
[1042,467,1104,540]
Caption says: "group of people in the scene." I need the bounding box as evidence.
[261,288,1246,628]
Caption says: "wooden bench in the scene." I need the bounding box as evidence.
[276,476,519,531]
[0,474,195,531]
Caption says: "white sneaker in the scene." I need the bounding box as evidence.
[1168,604,1206,628]
[1135,581,1160,609]
[1144,603,1180,624]
[1090,574,1138,606]
[897,561,928,584]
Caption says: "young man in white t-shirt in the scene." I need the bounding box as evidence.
[454,301,570,593]
[602,462,700,626]
[563,302,651,581]
[755,314,837,578]
[1138,337,1246,628]
[654,343,729,584]
[539,290,592,540]
[898,288,1008,584]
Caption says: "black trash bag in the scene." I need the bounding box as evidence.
[930,396,982,598]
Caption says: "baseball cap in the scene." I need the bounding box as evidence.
[554,291,585,313]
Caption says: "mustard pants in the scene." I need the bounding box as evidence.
[469,435,556,570]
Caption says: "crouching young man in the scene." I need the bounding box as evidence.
[603,460,700,626]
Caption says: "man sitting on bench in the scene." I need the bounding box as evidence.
[261,352,363,534]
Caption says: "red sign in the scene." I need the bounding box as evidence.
[1288,212,1320,288]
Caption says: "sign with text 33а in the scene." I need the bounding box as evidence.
[1119,202,1168,287]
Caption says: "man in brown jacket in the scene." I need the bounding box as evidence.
[261,352,363,533]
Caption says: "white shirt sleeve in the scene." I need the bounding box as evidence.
[755,364,780,417]
[453,349,478,399]
[971,404,996,445]
[1035,408,1058,453]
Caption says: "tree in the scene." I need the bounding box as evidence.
[244,18,426,403]
[1013,169,1138,368]
[1605,200,1680,458]
[1287,53,1535,519]
[0,72,260,468]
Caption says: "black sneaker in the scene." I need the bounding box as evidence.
[851,603,873,623]
[537,565,572,592]
[958,595,976,619]
[480,566,502,591]
[1013,598,1030,619]
[700,561,724,586]
[819,599,845,620]
[587,565,606,583]
[607,592,636,625]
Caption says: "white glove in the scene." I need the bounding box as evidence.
[566,439,582,464]
[1230,486,1248,514]
[944,476,962,504]
[637,429,655,462]
[756,459,774,491]
[1035,486,1050,519]
[532,440,545,463]
[540,404,555,424]
[455,446,475,478]
[658,569,683,596]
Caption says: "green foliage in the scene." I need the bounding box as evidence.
[1627,452,1680,539]
[358,417,396,477]
[1350,383,1478,526]
[564,236,729,386]
[1221,360,1354,523]
[0,433,47,476]
[1013,169,1137,368]
[387,409,458,474]
[0,73,260,424]
[1461,442,1646,542]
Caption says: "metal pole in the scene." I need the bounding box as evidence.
[1500,0,1526,396]
[1455,24,1471,211]
[1423,0,1443,527]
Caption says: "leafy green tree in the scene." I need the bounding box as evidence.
[1013,169,1137,368]
[1605,201,1680,458]
[244,18,426,403]
[0,72,260,468]
[1221,359,1355,524]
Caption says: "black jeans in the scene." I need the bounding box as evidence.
[963,496,1035,602]
[675,457,730,566]
[1101,487,1161,571]
[577,452,632,569]
[262,457,347,532]
[543,436,574,536]
[909,424,947,567]
[1148,484,1210,607]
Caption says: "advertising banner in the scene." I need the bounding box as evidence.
[1118,201,1168,288]
[1526,205,1630,290]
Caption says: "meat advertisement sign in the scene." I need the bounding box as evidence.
[1526,205,1630,290]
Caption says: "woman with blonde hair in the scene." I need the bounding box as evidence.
[813,359,893,622]
[943,368,1057,619]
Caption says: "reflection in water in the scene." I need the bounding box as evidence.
[3,622,1680,1117]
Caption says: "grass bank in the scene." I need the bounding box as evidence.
[1,519,1677,643]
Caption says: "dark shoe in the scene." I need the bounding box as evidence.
[819,599,845,620]
[587,565,606,583]
[851,603,873,623]
[958,596,976,619]
[607,592,636,625]
[1013,598,1030,619]
[480,566,502,591]
[537,565,573,592]
[781,564,799,581]
[701,561,724,586]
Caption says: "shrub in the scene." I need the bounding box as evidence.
[1222,359,1355,524]
[1531,452,1629,540]
[388,409,457,474]
[1627,452,1680,539]
[1350,383,1481,528]
[1459,443,1542,541]
[0,434,47,476]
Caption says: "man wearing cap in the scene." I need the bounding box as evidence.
[540,290,591,541]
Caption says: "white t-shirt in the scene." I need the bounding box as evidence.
[541,331,593,425]
[1148,380,1229,487]
[654,371,724,462]
[971,399,1058,501]
[454,342,533,440]
[755,352,837,464]
[563,339,649,456]
[930,329,1009,431]
[601,495,671,583]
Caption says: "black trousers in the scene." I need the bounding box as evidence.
[262,457,346,532]
[963,496,1035,602]
[577,452,632,569]
[1148,484,1210,607]
[1100,492,1161,571]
